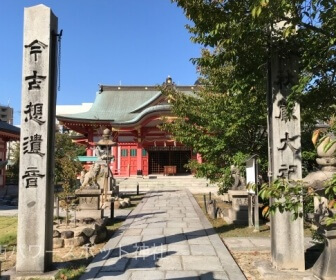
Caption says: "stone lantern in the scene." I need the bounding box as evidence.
[95,128,118,204]
[303,131,336,280]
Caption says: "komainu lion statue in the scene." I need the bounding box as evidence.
[80,163,101,189]
[230,165,246,190]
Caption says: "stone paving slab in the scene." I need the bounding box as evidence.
[223,237,321,279]
[80,188,246,280]
[223,236,317,252]
[190,244,217,256]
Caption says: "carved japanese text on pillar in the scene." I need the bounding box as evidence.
[274,60,295,91]
[277,132,300,153]
[277,164,297,179]
[25,40,47,62]
[25,71,46,90]
[24,102,45,125]
[22,167,45,188]
[22,39,48,188]
[23,134,45,157]
[275,99,298,122]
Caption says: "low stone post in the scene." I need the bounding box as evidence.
[203,194,207,214]
[110,200,114,219]
[254,191,260,232]
[248,194,253,228]
[212,199,217,219]
[55,196,59,218]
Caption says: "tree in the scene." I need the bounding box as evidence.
[54,132,85,189]
[5,142,20,184]
[163,0,336,190]
[172,0,336,123]
[54,132,85,223]
[161,81,267,193]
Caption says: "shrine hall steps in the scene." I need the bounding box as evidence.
[117,175,214,190]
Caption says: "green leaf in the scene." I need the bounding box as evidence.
[323,139,336,153]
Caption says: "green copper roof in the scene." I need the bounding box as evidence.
[78,156,97,162]
[57,85,194,125]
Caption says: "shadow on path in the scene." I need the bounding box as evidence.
[80,226,217,279]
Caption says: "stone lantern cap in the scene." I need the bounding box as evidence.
[95,128,117,146]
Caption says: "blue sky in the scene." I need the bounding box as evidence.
[0,1,201,125]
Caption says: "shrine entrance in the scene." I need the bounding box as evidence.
[148,149,191,174]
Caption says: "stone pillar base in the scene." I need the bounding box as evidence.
[312,228,336,280]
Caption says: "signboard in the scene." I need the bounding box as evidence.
[246,156,257,194]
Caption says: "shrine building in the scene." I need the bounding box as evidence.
[0,121,20,187]
[56,77,202,177]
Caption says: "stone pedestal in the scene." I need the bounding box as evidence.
[312,228,336,280]
[219,193,231,202]
[75,189,103,219]
[223,190,248,224]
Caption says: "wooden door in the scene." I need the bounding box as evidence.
[120,146,137,176]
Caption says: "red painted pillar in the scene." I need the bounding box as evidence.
[87,128,94,156]
[197,153,203,163]
[112,145,118,175]
[137,142,142,175]
[86,146,93,156]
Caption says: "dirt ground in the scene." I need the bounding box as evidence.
[0,236,106,272]
[231,251,271,280]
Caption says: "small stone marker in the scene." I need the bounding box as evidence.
[223,190,249,224]
[16,4,58,273]
[75,189,103,219]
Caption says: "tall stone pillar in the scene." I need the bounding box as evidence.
[17,5,58,273]
[267,50,305,270]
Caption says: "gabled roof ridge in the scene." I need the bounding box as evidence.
[100,85,159,91]
[130,91,163,113]
[99,85,196,91]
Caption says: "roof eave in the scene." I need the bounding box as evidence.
[58,105,172,128]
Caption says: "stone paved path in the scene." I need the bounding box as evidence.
[80,188,246,280]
